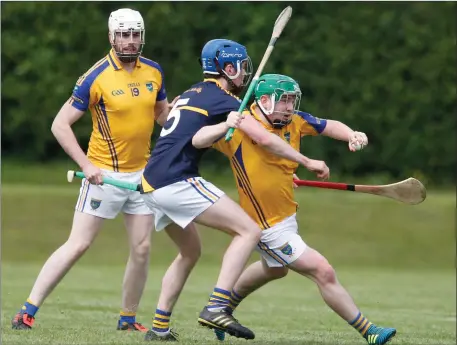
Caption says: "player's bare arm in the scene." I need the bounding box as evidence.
[51,99,103,184]
[322,120,368,152]
[154,99,171,126]
[192,111,244,148]
[239,114,329,179]
[155,96,181,126]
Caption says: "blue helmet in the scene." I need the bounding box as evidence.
[200,39,253,87]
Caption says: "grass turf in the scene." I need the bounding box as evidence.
[1,179,455,344]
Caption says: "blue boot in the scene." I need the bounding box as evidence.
[364,325,397,344]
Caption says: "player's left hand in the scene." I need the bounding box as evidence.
[348,131,368,151]
[293,173,299,188]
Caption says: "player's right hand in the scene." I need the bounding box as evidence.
[304,159,330,180]
[226,111,244,129]
[82,163,103,185]
[168,95,180,110]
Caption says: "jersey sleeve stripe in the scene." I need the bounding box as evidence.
[139,57,167,101]
[299,119,319,136]
[295,111,327,134]
[231,157,270,230]
[107,51,120,71]
[178,106,208,116]
[139,56,163,73]
[76,58,109,86]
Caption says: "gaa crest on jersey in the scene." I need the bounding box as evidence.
[279,242,293,256]
[90,198,102,210]
[284,132,291,143]
[146,82,154,92]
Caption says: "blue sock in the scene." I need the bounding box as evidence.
[152,309,171,333]
[207,287,231,312]
[349,311,373,337]
[227,289,244,313]
[119,311,136,324]
[22,299,39,317]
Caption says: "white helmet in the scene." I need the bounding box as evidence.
[108,8,145,62]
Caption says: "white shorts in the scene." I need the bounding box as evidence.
[141,177,225,231]
[256,214,307,267]
[75,169,153,219]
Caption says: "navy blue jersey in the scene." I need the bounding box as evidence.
[142,79,242,192]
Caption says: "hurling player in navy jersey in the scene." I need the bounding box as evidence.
[140,39,329,341]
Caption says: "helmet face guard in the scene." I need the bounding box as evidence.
[111,30,145,62]
[218,56,253,95]
[266,92,301,128]
[222,57,253,88]
[109,9,145,63]
[255,74,302,128]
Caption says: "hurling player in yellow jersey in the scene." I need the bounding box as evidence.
[206,74,396,345]
[11,8,183,332]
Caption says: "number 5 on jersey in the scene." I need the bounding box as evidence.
[160,98,189,137]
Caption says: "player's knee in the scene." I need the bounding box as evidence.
[316,261,336,285]
[243,224,262,242]
[232,226,262,245]
[180,243,201,265]
[182,250,200,267]
[65,239,92,258]
[131,240,151,262]
[267,266,289,279]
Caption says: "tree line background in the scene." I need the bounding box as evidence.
[1,2,455,185]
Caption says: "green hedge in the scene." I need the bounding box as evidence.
[2,2,455,184]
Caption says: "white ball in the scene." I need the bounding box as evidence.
[351,142,362,151]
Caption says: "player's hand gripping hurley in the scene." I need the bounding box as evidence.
[67,170,140,191]
[225,6,293,141]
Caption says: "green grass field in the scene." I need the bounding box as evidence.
[1,166,455,344]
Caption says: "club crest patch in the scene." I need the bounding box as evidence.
[146,82,153,92]
[90,198,101,210]
[284,132,291,143]
[279,242,293,256]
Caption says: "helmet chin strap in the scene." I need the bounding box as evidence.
[113,43,142,63]
[117,54,138,63]
[223,74,243,95]
[255,99,286,129]
[214,59,244,96]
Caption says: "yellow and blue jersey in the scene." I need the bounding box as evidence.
[70,49,166,172]
[142,79,242,192]
[213,104,327,229]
